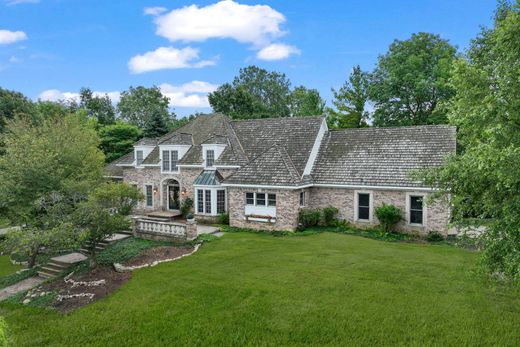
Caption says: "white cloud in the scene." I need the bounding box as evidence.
[4,0,39,5]
[160,81,218,108]
[256,43,300,61]
[38,90,121,103]
[154,0,286,47]
[0,29,27,45]
[128,46,217,74]
[144,6,167,16]
[8,56,20,63]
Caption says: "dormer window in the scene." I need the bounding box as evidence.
[206,150,215,167]
[162,150,179,172]
[136,150,144,167]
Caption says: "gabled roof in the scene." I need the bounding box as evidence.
[230,116,324,175]
[193,170,224,186]
[135,138,158,146]
[311,125,457,187]
[223,145,304,186]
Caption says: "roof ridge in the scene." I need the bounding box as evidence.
[230,115,325,124]
[276,146,301,182]
[329,124,455,132]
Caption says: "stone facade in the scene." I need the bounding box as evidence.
[228,187,301,231]
[123,166,237,216]
[307,187,451,235]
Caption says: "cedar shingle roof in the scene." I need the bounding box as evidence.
[230,116,324,175]
[224,145,304,186]
[311,125,456,187]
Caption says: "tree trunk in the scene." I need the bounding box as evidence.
[28,253,37,268]
[89,246,97,269]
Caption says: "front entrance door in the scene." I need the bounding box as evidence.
[168,185,180,210]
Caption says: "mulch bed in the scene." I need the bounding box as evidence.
[42,266,131,312]
[39,245,195,312]
[124,246,195,267]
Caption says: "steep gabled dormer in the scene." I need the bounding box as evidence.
[133,138,157,168]
[158,133,192,174]
[201,134,228,169]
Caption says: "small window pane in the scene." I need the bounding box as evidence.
[217,190,226,214]
[410,210,423,224]
[268,194,276,207]
[246,192,254,205]
[162,151,170,171]
[136,151,144,166]
[358,193,370,207]
[171,150,178,172]
[145,185,153,207]
[411,196,423,210]
[205,190,212,214]
[206,150,215,167]
[410,196,424,224]
[358,193,370,220]
[256,193,266,206]
[197,189,204,213]
[299,192,305,206]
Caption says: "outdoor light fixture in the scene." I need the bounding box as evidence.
[153,187,158,194]
[181,188,187,196]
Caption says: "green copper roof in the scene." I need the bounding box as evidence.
[193,170,224,186]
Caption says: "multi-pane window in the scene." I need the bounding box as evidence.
[162,150,179,172]
[299,192,305,207]
[246,192,254,205]
[136,150,144,166]
[206,150,215,167]
[171,151,178,171]
[268,194,276,207]
[245,192,276,207]
[256,193,266,206]
[410,196,424,224]
[145,185,153,207]
[162,150,170,171]
[217,190,226,214]
[205,190,212,214]
[358,193,370,220]
[197,189,204,213]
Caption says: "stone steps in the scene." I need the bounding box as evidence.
[37,252,88,279]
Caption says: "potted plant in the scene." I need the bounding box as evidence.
[186,213,195,223]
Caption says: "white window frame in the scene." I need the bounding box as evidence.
[144,184,154,208]
[136,150,144,167]
[354,190,373,223]
[194,187,227,216]
[406,192,427,227]
[161,149,179,173]
[244,192,277,218]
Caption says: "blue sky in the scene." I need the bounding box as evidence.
[0,0,497,117]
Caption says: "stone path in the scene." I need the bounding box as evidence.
[197,225,220,235]
[0,276,45,301]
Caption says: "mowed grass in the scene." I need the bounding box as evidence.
[0,256,22,277]
[1,232,519,346]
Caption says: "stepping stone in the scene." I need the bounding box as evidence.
[213,232,225,238]
[197,225,220,235]
[105,233,131,242]
[0,276,45,301]
[51,252,88,265]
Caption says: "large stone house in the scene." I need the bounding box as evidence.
[107,113,456,234]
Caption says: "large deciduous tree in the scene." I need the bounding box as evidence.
[327,65,370,128]
[99,122,142,163]
[422,1,520,283]
[0,114,105,223]
[0,87,36,134]
[79,87,116,126]
[117,86,173,137]
[370,32,457,126]
[290,86,325,117]
[209,65,292,119]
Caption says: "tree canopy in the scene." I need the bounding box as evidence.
[370,32,457,126]
[78,87,116,126]
[209,65,292,119]
[290,86,325,117]
[422,1,520,283]
[117,86,173,137]
[99,122,142,163]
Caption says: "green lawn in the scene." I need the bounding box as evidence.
[1,232,519,346]
[0,256,22,277]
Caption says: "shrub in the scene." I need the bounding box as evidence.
[180,197,194,217]
[427,230,445,242]
[322,206,339,226]
[298,209,321,229]
[375,204,402,232]
[0,316,7,347]
[217,213,229,225]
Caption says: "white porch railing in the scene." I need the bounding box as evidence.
[134,218,187,238]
